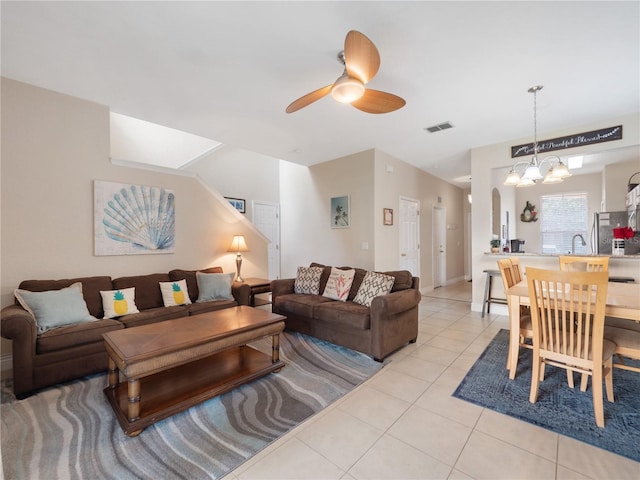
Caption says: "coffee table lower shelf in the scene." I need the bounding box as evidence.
[104,345,284,437]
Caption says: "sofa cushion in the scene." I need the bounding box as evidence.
[353,271,395,307]
[310,263,333,295]
[188,299,238,315]
[313,301,371,330]
[274,293,334,318]
[100,287,140,318]
[36,318,124,354]
[385,270,414,292]
[159,279,192,306]
[294,266,323,295]
[15,282,97,334]
[322,267,356,301]
[17,276,113,319]
[117,305,189,328]
[112,273,170,310]
[169,267,224,303]
[346,268,368,301]
[196,272,235,301]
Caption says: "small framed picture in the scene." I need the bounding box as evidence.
[330,195,350,228]
[225,197,246,214]
[383,208,393,226]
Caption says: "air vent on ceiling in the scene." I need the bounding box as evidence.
[425,121,454,133]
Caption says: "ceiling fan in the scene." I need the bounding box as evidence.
[285,30,406,114]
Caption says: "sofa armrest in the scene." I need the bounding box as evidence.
[369,288,421,360]
[271,278,295,301]
[370,288,421,318]
[232,282,251,306]
[1,305,37,388]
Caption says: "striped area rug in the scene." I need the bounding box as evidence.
[1,332,383,480]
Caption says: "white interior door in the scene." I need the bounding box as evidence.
[252,201,280,280]
[399,197,420,278]
[433,206,446,288]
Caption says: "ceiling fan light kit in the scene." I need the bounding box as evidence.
[504,85,572,188]
[285,30,405,114]
[331,74,365,103]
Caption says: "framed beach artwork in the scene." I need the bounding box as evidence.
[94,180,175,256]
[331,195,350,228]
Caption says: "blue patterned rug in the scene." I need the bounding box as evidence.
[453,329,640,463]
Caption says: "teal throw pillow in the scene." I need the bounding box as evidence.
[14,282,97,334]
[196,272,235,302]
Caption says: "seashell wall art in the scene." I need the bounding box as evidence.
[94,180,175,255]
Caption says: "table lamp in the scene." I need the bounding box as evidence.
[228,235,249,282]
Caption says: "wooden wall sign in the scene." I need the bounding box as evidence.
[511,125,622,158]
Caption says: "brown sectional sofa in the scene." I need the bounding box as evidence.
[1,267,250,398]
[271,263,421,361]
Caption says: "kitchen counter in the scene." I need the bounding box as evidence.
[474,253,640,314]
[484,252,640,259]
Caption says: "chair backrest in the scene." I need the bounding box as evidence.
[497,258,519,292]
[558,255,609,272]
[526,267,609,367]
[510,257,524,282]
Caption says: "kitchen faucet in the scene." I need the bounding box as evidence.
[571,233,586,254]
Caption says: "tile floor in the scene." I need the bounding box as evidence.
[225,281,639,480]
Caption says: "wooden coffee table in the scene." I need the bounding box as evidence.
[102,306,285,436]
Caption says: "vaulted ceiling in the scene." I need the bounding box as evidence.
[2,1,638,186]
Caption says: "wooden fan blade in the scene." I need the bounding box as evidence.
[351,89,406,114]
[344,30,380,85]
[285,85,333,113]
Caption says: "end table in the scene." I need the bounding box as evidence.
[242,277,272,307]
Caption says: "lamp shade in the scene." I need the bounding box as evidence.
[542,169,564,184]
[550,161,571,179]
[228,235,249,253]
[522,163,543,181]
[504,170,521,186]
[516,177,536,187]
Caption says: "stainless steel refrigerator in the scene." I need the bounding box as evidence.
[592,211,640,255]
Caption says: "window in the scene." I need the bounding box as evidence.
[540,193,588,254]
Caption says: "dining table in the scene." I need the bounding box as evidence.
[505,280,640,379]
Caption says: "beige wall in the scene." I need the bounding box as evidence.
[279,148,465,290]
[279,151,376,277]
[1,78,268,364]
[374,150,465,288]
[185,145,280,219]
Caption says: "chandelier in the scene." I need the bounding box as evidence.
[504,86,572,187]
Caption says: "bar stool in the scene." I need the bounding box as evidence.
[481,269,508,318]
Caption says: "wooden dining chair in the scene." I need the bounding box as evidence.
[527,267,615,428]
[604,317,640,374]
[497,258,533,376]
[559,255,610,390]
[558,255,609,272]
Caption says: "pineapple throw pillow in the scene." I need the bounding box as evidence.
[100,287,140,318]
[159,280,192,307]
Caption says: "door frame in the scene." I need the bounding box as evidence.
[399,196,420,278]
[252,200,281,280]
